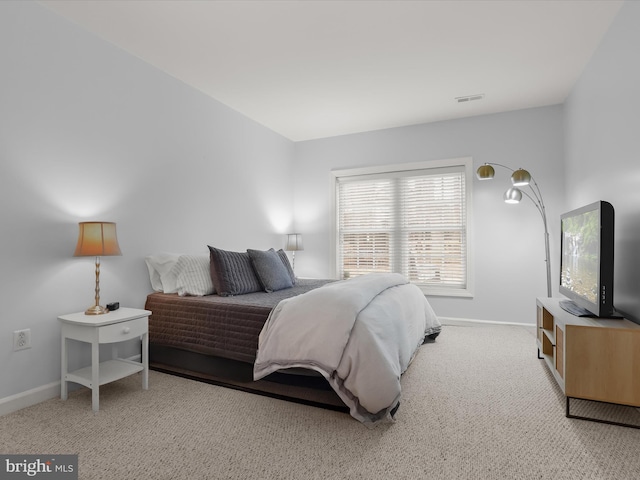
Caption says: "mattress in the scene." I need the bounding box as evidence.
[145,278,334,364]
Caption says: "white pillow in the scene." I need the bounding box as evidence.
[173,255,215,296]
[145,253,181,292]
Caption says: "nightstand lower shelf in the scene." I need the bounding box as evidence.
[65,359,145,389]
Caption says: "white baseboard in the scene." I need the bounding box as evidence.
[439,316,535,327]
[0,381,60,417]
[0,354,142,417]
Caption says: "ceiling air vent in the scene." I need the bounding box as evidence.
[455,94,485,103]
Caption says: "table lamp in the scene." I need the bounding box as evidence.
[74,221,122,315]
[285,233,303,272]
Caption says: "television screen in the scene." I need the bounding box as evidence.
[559,201,615,317]
[560,210,599,304]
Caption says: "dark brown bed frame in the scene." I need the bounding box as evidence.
[150,344,350,413]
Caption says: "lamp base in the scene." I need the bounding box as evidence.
[85,305,109,315]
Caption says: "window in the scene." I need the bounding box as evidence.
[333,158,473,297]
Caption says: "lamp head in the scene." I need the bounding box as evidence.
[511,168,531,187]
[504,187,522,204]
[476,164,495,180]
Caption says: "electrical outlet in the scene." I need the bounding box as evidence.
[13,329,31,351]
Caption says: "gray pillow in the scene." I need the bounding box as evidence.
[247,248,294,293]
[276,249,296,285]
[208,246,263,296]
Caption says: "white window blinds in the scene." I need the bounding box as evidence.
[336,163,470,295]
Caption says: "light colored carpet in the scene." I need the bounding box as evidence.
[2,324,640,480]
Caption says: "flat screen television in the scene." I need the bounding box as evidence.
[559,201,617,318]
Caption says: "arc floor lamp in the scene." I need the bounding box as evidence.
[476,163,551,297]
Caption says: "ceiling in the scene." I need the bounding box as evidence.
[40,0,623,142]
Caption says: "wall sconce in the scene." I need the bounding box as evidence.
[476,163,551,297]
[74,222,122,315]
[285,233,303,273]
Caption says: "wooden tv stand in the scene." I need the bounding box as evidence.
[536,297,640,428]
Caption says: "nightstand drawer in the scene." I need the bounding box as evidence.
[98,317,148,343]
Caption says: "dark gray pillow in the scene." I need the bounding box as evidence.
[277,249,296,285]
[247,248,294,293]
[208,246,263,296]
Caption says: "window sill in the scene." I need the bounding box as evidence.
[419,286,474,298]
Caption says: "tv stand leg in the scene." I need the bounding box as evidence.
[537,348,543,359]
[565,396,640,429]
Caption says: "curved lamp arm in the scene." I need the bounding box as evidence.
[477,162,552,297]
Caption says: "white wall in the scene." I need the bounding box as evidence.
[0,2,294,401]
[564,0,640,323]
[293,106,565,324]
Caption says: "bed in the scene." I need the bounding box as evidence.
[146,279,348,409]
[145,248,441,425]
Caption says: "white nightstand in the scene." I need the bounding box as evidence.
[58,307,150,412]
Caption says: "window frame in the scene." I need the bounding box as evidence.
[331,157,474,298]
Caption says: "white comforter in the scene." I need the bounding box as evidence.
[253,273,441,425]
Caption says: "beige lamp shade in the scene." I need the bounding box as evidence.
[74,222,122,257]
[285,233,304,251]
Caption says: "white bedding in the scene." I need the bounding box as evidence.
[253,273,441,425]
